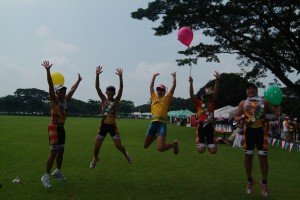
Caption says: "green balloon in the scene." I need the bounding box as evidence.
[264,84,283,105]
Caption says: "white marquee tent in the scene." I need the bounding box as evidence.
[214,105,238,119]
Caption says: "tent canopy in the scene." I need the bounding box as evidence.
[214,105,237,118]
[168,109,194,118]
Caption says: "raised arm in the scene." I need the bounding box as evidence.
[115,68,123,101]
[41,60,56,102]
[189,76,197,103]
[150,73,160,94]
[213,71,220,102]
[66,73,82,101]
[95,66,106,102]
[169,72,176,94]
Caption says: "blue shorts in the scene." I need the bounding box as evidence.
[147,121,167,137]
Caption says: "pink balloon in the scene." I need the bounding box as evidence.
[178,26,193,47]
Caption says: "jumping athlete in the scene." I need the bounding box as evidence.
[189,71,220,154]
[90,66,132,168]
[143,72,179,154]
[41,60,82,188]
[235,83,280,197]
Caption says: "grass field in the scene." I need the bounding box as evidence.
[0,115,299,200]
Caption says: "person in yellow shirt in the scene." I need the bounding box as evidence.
[41,60,82,188]
[143,72,179,154]
[90,66,132,169]
[235,83,279,197]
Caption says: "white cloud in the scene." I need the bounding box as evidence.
[44,39,78,54]
[35,25,51,38]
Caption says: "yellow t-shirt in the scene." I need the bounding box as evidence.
[150,92,172,123]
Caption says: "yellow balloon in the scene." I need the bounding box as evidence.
[51,72,65,85]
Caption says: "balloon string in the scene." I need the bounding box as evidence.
[188,46,192,76]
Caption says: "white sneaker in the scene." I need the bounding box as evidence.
[51,169,66,181]
[41,173,52,188]
[89,158,99,169]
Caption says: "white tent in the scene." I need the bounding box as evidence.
[214,105,237,119]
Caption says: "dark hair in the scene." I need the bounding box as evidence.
[106,86,116,92]
[247,83,258,89]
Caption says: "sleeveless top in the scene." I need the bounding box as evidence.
[102,99,117,124]
[51,99,67,125]
[243,96,265,128]
[195,99,214,126]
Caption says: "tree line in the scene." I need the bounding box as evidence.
[0,73,299,118]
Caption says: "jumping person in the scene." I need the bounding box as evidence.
[189,71,220,154]
[41,60,82,188]
[235,83,280,197]
[90,66,132,168]
[143,72,179,154]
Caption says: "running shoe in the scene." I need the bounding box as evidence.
[41,173,52,188]
[51,169,66,181]
[246,179,255,194]
[259,180,269,197]
[89,158,99,169]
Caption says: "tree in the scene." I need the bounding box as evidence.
[196,73,248,109]
[135,103,151,113]
[13,88,49,113]
[131,0,300,95]
[281,84,300,118]
[118,100,135,114]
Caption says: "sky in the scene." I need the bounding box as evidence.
[0,0,276,106]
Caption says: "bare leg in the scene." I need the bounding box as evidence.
[244,154,254,179]
[157,136,179,154]
[56,150,64,169]
[114,138,132,163]
[258,155,268,181]
[46,151,57,173]
[113,138,127,157]
[93,137,103,161]
[144,135,156,149]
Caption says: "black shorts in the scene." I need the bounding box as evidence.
[244,127,268,151]
[196,122,214,145]
[98,123,119,140]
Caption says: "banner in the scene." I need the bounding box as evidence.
[268,137,299,153]
[289,143,294,152]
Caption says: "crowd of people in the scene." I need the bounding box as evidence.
[270,117,300,142]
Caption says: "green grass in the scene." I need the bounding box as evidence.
[0,115,299,200]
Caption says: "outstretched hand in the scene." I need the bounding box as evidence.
[171,71,176,77]
[41,60,52,70]
[115,68,123,76]
[78,73,82,82]
[153,72,160,77]
[214,71,221,80]
[189,76,193,82]
[96,66,103,75]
